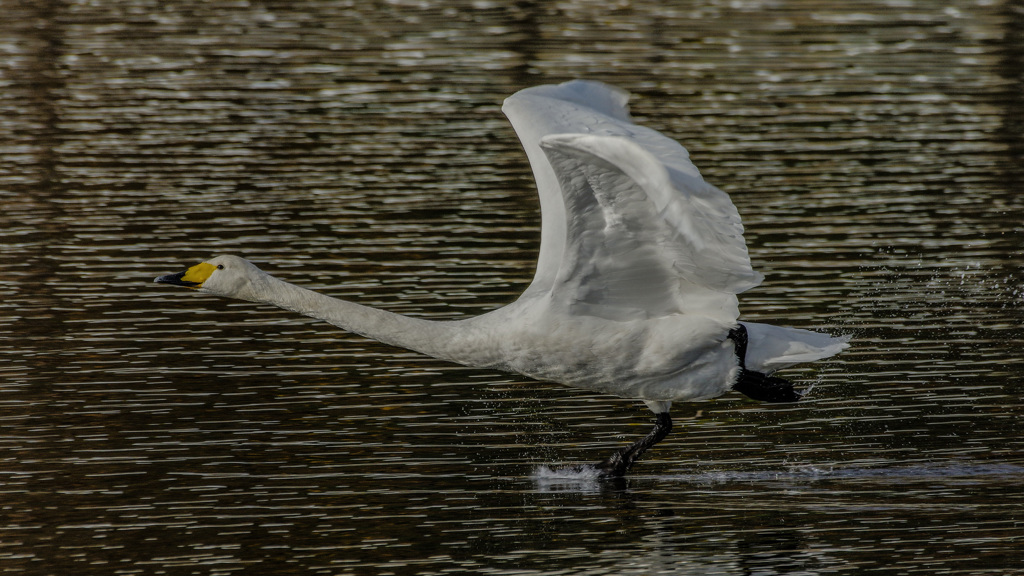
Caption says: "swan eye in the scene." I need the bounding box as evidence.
[217,264,224,270]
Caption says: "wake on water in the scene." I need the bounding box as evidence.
[531,460,1024,492]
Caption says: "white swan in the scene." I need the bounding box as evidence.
[155,80,848,477]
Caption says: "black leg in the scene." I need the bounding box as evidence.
[728,324,801,403]
[728,325,749,360]
[594,412,673,478]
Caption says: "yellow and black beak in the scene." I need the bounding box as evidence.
[154,262,216,289]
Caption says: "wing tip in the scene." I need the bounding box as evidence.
[503,80,632,122]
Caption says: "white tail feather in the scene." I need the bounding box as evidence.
[740,322,850,373]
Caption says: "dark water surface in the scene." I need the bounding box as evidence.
[2,0,1023,574]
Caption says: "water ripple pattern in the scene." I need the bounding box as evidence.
[1,1,1022,575]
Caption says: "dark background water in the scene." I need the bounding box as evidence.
[1,0,1022,574]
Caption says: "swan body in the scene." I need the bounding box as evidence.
[156,81,849,476]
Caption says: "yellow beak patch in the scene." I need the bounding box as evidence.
[181,262,217,286]
[155,261,217,289]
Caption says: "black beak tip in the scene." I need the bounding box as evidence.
[155,271,199,288]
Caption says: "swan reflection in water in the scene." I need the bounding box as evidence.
[156,81,848,477]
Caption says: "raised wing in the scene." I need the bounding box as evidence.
[503,81,638,296]
[502,80,762,321]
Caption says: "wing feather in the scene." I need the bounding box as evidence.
[503,80,762,321]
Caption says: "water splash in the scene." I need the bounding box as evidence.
[531,464,607,493]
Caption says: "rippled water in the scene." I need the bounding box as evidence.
[2,0,1023,574]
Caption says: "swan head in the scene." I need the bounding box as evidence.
[154,255,269,302]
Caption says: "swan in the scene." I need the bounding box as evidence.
[155,80,849,477]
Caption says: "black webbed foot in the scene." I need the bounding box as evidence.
[590,411,673,478]
[733,369,801,402]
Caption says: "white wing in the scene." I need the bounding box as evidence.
[502,80,763,321]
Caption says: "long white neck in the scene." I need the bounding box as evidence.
[249,274,494,367]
